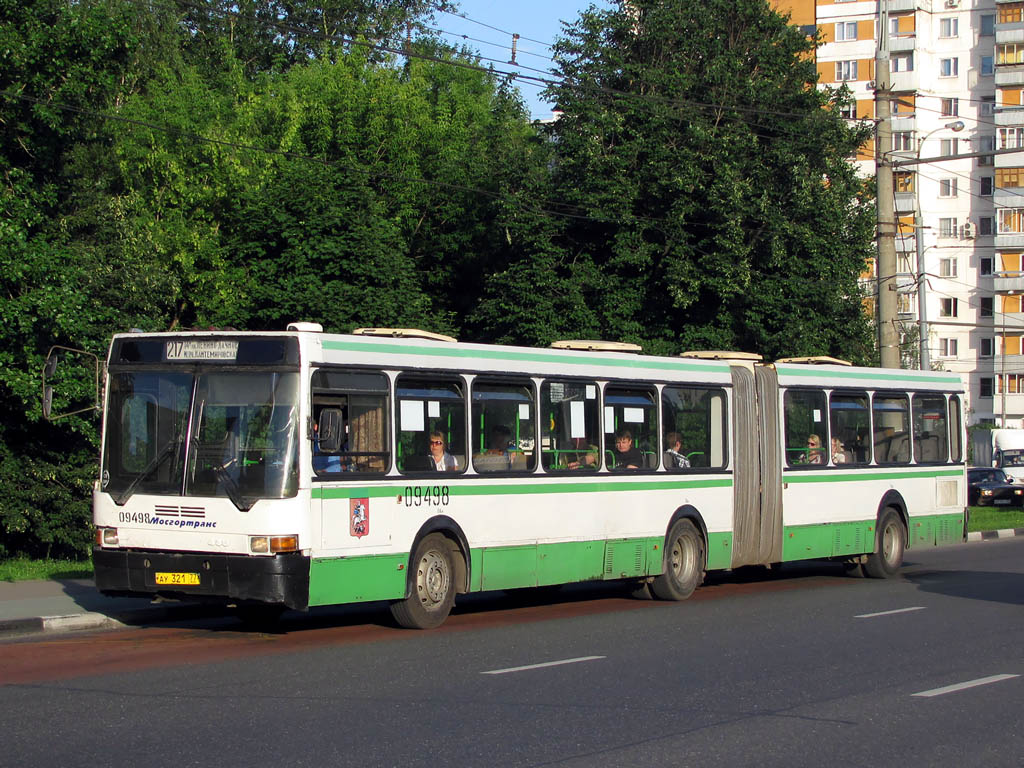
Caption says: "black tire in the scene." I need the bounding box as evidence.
[863,508,906,579]
[390,534,456,629]
[650,518,705,600]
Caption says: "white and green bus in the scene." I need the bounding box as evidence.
[87,325,967,628]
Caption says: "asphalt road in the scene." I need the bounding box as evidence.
[2,539,1023,768]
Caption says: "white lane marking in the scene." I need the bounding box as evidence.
[912,674,1020,698]
[481,656,606,675]
[855,606,926,619]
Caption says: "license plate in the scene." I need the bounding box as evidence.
[994,499,1011,505]
[155,571,200,586]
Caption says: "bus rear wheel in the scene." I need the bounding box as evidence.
[864,509,906,579]
[390,534,456,629]
[651,519,705,601]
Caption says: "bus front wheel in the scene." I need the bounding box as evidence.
[390,534,456,629]
[651,519,705,601]
[864,509,906,579]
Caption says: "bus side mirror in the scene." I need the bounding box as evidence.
[317,408,344,452]
[44,355,58,378]
[42,385,53,420]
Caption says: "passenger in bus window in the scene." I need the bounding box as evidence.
[567,438,599,470]
[428,431,458,471]
[806,434,824,464]
[612,428,642,469]
[663,432,691,469]
[831,437,847,465]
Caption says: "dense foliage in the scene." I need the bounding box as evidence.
[0,0,874,557]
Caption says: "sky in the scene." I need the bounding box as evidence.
[428,1,612,120]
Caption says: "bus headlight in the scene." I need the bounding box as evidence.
[249,535,298,554]
[95,527,119,546]
[981,489,994,496]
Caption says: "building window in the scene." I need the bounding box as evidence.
[997,168,1024,188]
[939,298,958,317]
[998,43,1024,65]
[941,98,958,117]
[939,257,958,277]
[835,21,857,41]
[893,131,913,151]
[982,56,995,76]
[982,176,995,196]
[938,338,958,358]
[982,13,996,36]
[839,102,856,120]
[982,96,996,117]
[1000,5,1024,24]
[998,209,1024,233]
[940,58,959,77]
[939,218,958,237]
[939,17,958,38]
[939,178,958,198]
[982,338,995,357]
[892,52,914,72]
[999,128,1024,151]
[895,172,914,193]
[835,60,858,81]
[980,135,996,166]
[981,296,994,318]
[981,255,994,274]
[940,138,959,157]
[980,217,995,237]
[981,378,994,398]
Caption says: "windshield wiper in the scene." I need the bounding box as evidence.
[211,462,257,512]
[113,439,179,505]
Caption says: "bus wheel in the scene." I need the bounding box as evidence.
[390,534,456,629]
[651,519,705,601]
[864,509,906,579]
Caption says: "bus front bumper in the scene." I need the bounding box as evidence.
[93,548,310,610]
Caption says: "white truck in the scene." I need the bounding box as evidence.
[990,429,1024,482]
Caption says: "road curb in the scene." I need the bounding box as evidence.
[967,528,1024,542]
[0,604,225,639]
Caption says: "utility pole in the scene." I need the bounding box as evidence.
[875,0,900,368]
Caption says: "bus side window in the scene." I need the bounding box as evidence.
[604,385,657,471]
[783,389,827,467]
[661,385,727,470]
[949,395,963,463]
[540,380,600,471]
[829,391,869,466]
[872,394,910,465]
[311,369,390,476]
[396,375,466,474]
[472,380,537,473]
[913,394,948,464]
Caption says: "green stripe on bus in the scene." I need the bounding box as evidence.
[778,366,962,385]
[312,476,734,500]
[782,511,964,561]
[321,339,731,373]
[784,468,964,484]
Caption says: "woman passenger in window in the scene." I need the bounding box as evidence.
[428,431,458,472]
[806,434,824,464]
[831,437,847,464]
[612,428,643,469]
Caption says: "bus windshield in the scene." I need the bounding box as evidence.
[103,371,300,509]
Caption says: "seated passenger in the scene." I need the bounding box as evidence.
[612,428,643,470]
[663,431,691,469]
[806,434,824,464]
[831,437,847,465]
[428,431,458,472]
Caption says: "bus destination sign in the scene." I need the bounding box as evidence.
[165,340,239,361]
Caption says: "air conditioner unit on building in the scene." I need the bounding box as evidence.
[944,0,959,7]
[962,221,977,239]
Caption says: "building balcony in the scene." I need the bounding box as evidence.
[995,107,1024,127]
[994,272,1024,294]
[995,64,1024,87]
[996,233,1024,248]
[890,35,917,53]
[996,24,1024,43]
[895,192,916,213]
[891,116,916,132]
[891,70,919,91]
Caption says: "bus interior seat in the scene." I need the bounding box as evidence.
[473,453,510,472]
[889,434,911,463]
[402,455,433,472]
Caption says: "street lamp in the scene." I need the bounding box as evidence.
[916,119,965,371]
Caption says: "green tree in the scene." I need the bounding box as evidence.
[479,0,875,361]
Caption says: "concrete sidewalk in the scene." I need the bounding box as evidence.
[0,578,223,638]
[3,529,1023,639]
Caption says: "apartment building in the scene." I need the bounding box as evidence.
[775,0,1021,427]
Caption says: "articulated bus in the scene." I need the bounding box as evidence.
[85,324,967,628]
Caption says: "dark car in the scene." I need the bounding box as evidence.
[967,468,1024,506]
